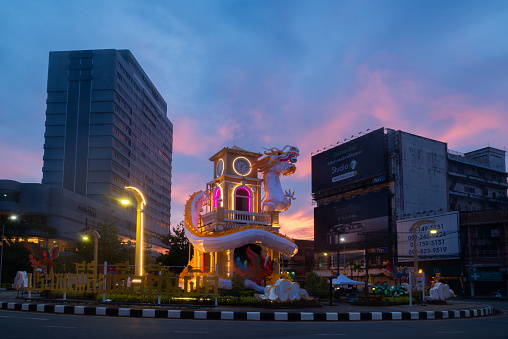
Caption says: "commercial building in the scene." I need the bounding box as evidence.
[1,49,172,253]
[312,128,508,295]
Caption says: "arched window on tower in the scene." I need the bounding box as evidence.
[213,187,222,209]
[235,187,251,212]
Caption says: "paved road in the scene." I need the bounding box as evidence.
[0,299,507,339]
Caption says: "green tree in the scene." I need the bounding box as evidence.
[78,221,136,265]
[0,240,32,287]
[346,260,363,278]
[53,216,138,273]
[157,221,191,273]
[305,271,320,291]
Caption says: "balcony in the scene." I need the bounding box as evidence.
[198,207,275,233]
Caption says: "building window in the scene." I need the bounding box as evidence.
[465,186,475,194]
[478,250,498,258]
[0,190,19,202]
[234,187,251,212]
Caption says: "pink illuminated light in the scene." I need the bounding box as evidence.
[213,187,222,208]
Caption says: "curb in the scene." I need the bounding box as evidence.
[0,301,494,321]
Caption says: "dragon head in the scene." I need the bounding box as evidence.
[256,145,300,176]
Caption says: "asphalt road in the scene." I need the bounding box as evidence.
[0,299,506,339]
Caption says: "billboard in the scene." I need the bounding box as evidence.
[396,212,460,262]
[314,190,390,252]
[311,128,386,194]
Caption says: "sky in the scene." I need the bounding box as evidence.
[1,0,508,240]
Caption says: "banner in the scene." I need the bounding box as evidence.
[397,212,460,261]
[311,128,385,193]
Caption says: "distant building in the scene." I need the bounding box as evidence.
[283,240,315,287]
[42,49,173,237]
[0,180,169,254]
[312,128,508,295]
[1,49,172,253]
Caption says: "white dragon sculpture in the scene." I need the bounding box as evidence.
[255,145,300,212]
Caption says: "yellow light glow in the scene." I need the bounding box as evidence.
[324,253,328,256]
[430,229,437,234]
[418,269,423,273]
[125,186,147,277]
[121,199,130,205]
[227,250,231,277]
[131,278,142,283]
[82,235,89,241]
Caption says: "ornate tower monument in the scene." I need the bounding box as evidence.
[184,145,300,287]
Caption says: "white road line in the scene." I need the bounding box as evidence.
[0,315,49,320]
[315,335,347,336]
[44,325,76,329]
[21,317,50,321]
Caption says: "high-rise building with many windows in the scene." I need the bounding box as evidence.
[42,49,172,237]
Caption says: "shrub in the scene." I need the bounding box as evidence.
[231,274,246,291]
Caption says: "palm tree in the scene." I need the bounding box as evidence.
[346,260,363,278]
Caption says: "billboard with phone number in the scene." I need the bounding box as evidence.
[396,212,460,262]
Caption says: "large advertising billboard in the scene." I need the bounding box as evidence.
[311,128,386,194]
[314,190,390,252]
[396,212,460,262]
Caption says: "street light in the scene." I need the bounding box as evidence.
[0,215,18,286]
[409,220,435,273]
[82,229,101,267]
[340,237,346,274]
[123,186,146,277]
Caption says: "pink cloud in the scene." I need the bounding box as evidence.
[172,116,227,157]
[301,63,508,155]
[0,141,42,182]
[428,97,508,149]
[279,209,314,240]
[169,170,209,224]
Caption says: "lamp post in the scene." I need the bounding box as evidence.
[340,237,346,274]
[0,215,18,286]
[123,186,146,277]
[83,229,101,264]
[409,220,435,274]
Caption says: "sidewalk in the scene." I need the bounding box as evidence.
[0,289,495,321]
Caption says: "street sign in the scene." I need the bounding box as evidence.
[468,271,502,282]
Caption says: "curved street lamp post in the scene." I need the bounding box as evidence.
[123,186,146,277]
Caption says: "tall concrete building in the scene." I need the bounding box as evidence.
[312,128,508,295]
[42,49,172,238]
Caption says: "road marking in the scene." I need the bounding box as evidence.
[0,315,48,320]
[44,326,76,329]
[21,317,49,321]
[174,331,211,334]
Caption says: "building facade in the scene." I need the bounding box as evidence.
[312,128,508,295]
[42,49,172,237]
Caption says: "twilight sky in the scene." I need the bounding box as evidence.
[1,0,508,240]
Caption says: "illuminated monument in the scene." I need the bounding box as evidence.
[183,145,300,290]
